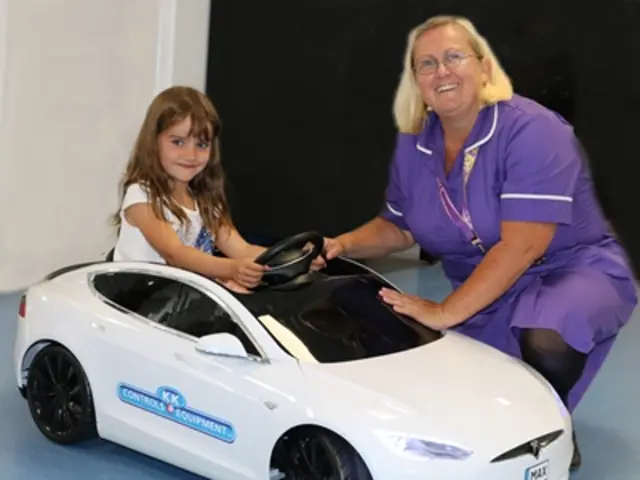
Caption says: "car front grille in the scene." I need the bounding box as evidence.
[490,429,565,463]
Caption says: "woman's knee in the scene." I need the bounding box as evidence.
[519,328,588,397]
[520,328,570,355]
[520,328,586,365]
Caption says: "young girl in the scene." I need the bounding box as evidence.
[111,85,269,291]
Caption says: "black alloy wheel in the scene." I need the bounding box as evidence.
[26,344,97,444]
[271,429,372,480]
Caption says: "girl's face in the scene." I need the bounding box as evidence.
[157,116,211,185]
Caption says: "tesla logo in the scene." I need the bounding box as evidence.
[529,440,542,459]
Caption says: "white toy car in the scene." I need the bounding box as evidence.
[13,232,573,480]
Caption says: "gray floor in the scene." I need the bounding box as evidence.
[1,256,638,479]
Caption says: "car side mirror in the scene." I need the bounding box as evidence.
[194,333,248,358]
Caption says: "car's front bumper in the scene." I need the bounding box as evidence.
[370,458,570,480]
[365,429,573,480]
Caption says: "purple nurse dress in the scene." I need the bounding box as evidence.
[380,94,638,412]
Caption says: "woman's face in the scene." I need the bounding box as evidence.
[413,24,489,121]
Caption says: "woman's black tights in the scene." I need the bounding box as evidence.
[519,328,587,405]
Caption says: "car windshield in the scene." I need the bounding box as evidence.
[231,260,442,363]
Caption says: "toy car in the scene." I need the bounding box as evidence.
[13,231,573,479]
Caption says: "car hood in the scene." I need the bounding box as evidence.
[299,331,569,456]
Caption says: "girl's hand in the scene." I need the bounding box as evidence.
[233,259,269,288]
[220,279,253,294]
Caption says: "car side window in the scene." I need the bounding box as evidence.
[91,271,259,356]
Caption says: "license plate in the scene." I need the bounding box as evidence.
[525,459,549,480]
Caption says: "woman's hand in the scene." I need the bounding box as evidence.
[233,259,269,288]
[323,237,346,260]
[379,288,452,331]
[301,241,329,271]
[300,237,343,271]
[321,218,415,261]
[310,254,327,271]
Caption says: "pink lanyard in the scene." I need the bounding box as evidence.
[437,147,486,253]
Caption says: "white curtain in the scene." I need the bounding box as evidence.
[0,0,211,292]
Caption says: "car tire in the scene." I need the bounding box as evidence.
[26,344,98,444]
[271,428,372,480]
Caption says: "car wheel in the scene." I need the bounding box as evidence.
[26,344,97,444]
[271,428,372,480]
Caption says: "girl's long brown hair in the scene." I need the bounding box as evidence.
[113,86,231,235]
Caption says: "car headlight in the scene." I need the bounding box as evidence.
[374,431,473,460]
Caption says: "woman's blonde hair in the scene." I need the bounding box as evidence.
[113,85,231,234]
[393,15,514,134]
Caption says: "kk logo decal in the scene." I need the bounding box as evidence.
[117,383,236,443]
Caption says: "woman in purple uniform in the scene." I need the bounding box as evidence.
[322,15,637,471]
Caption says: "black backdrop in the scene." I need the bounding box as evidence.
[205,1,640,276]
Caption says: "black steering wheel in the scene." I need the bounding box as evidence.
[253,231,324,287]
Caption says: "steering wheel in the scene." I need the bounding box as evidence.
[253,231,324,287]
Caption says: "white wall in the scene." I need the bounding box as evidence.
[0,0,211,291]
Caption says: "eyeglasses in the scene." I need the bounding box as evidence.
[413,50,479,75]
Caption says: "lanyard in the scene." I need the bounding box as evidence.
[437,148,545,264]
[437,147,486,253]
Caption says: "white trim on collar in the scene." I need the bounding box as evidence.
[415,103,499,155]
[417,144,433,155]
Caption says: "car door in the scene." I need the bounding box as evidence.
[169,338,290,480]
[87,269,286,480]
